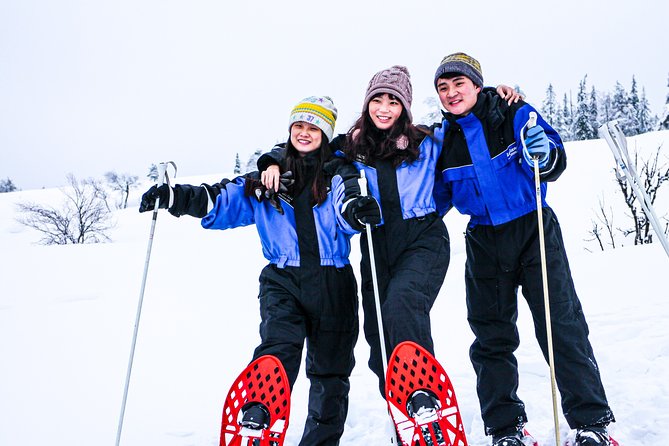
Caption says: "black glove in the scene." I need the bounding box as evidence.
[246,175,286,215]
[343,196,381,231]
[341,176,362,202]
[264,170,294,196]
[139,184,172,213]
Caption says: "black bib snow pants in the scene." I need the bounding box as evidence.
[359,159,450,396]
[465,207,614,434]
[252,182,359,446]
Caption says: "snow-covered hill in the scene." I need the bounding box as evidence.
[1,132,668,445]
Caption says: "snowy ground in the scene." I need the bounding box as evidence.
[1,131,668,445]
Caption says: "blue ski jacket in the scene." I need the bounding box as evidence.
[436,91,566,227]
[205,176,351,268]
[167,166,354,269]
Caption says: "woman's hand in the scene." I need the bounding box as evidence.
[261,165,281,192]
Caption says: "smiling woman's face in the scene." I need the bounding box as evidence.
[290,121,322,156]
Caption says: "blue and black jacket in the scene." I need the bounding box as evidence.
[257,134,449,266]
[328,133,446,235]
[167,153,356,268]
[436,90,566,227]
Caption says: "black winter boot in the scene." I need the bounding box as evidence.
[575,426,611,445]
[239,402,270,429]
[491,432,524,446]
[406,390,444,445]
[406,390,440,420]
[491,424,532,446]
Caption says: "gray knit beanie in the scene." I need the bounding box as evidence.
[363,65,413,121]
[433,52,483,89]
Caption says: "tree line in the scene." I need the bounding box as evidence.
[540,74,669,142]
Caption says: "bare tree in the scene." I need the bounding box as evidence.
[591,144,669,250]
[105,171,139,209]
[16,174,114,245]
[614,146,669,245]
[585,220,604,253]
[586,196,617,251]
[639,146,669,242]
[86,177,113,212]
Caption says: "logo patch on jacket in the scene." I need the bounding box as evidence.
[506,143,518,160]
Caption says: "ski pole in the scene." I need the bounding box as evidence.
[358,171,397,444]
[358,170,389,376]
[115,161,176,446]
[598,120,669,260]
[524,112,561,446]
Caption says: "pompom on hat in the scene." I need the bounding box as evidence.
[433,52,483,89]
[363,65,413,121]
[288,96,338,142]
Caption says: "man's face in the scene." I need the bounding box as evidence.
[436,75,481,116]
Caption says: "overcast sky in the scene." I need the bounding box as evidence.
[2,0,668,190]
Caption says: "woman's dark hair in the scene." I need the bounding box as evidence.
[283,134,331,206]
[345,93,423,167]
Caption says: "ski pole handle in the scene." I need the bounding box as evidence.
[358,171,368,198]
[153,163,169,213]
[524,111,541,159]
[522,111,544,166]
[528,112,540,165]
[153,161,177,213]
[157,162,169,185]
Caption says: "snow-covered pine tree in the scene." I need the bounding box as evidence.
[541,84,558,127]
[610,81,634,135]
[629,76,640,111]
[559,92,574,141]
[418,97,442,126]
[0,178,17,193]
[637,88,657,134]
[147,164,159,182]
[588,85,599,134]
[245,149,264,174]
[599,91,613,125]
[573,75,596,140]
[626,76,642,135]
[234,153,242,175]
[658,73,669,130]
